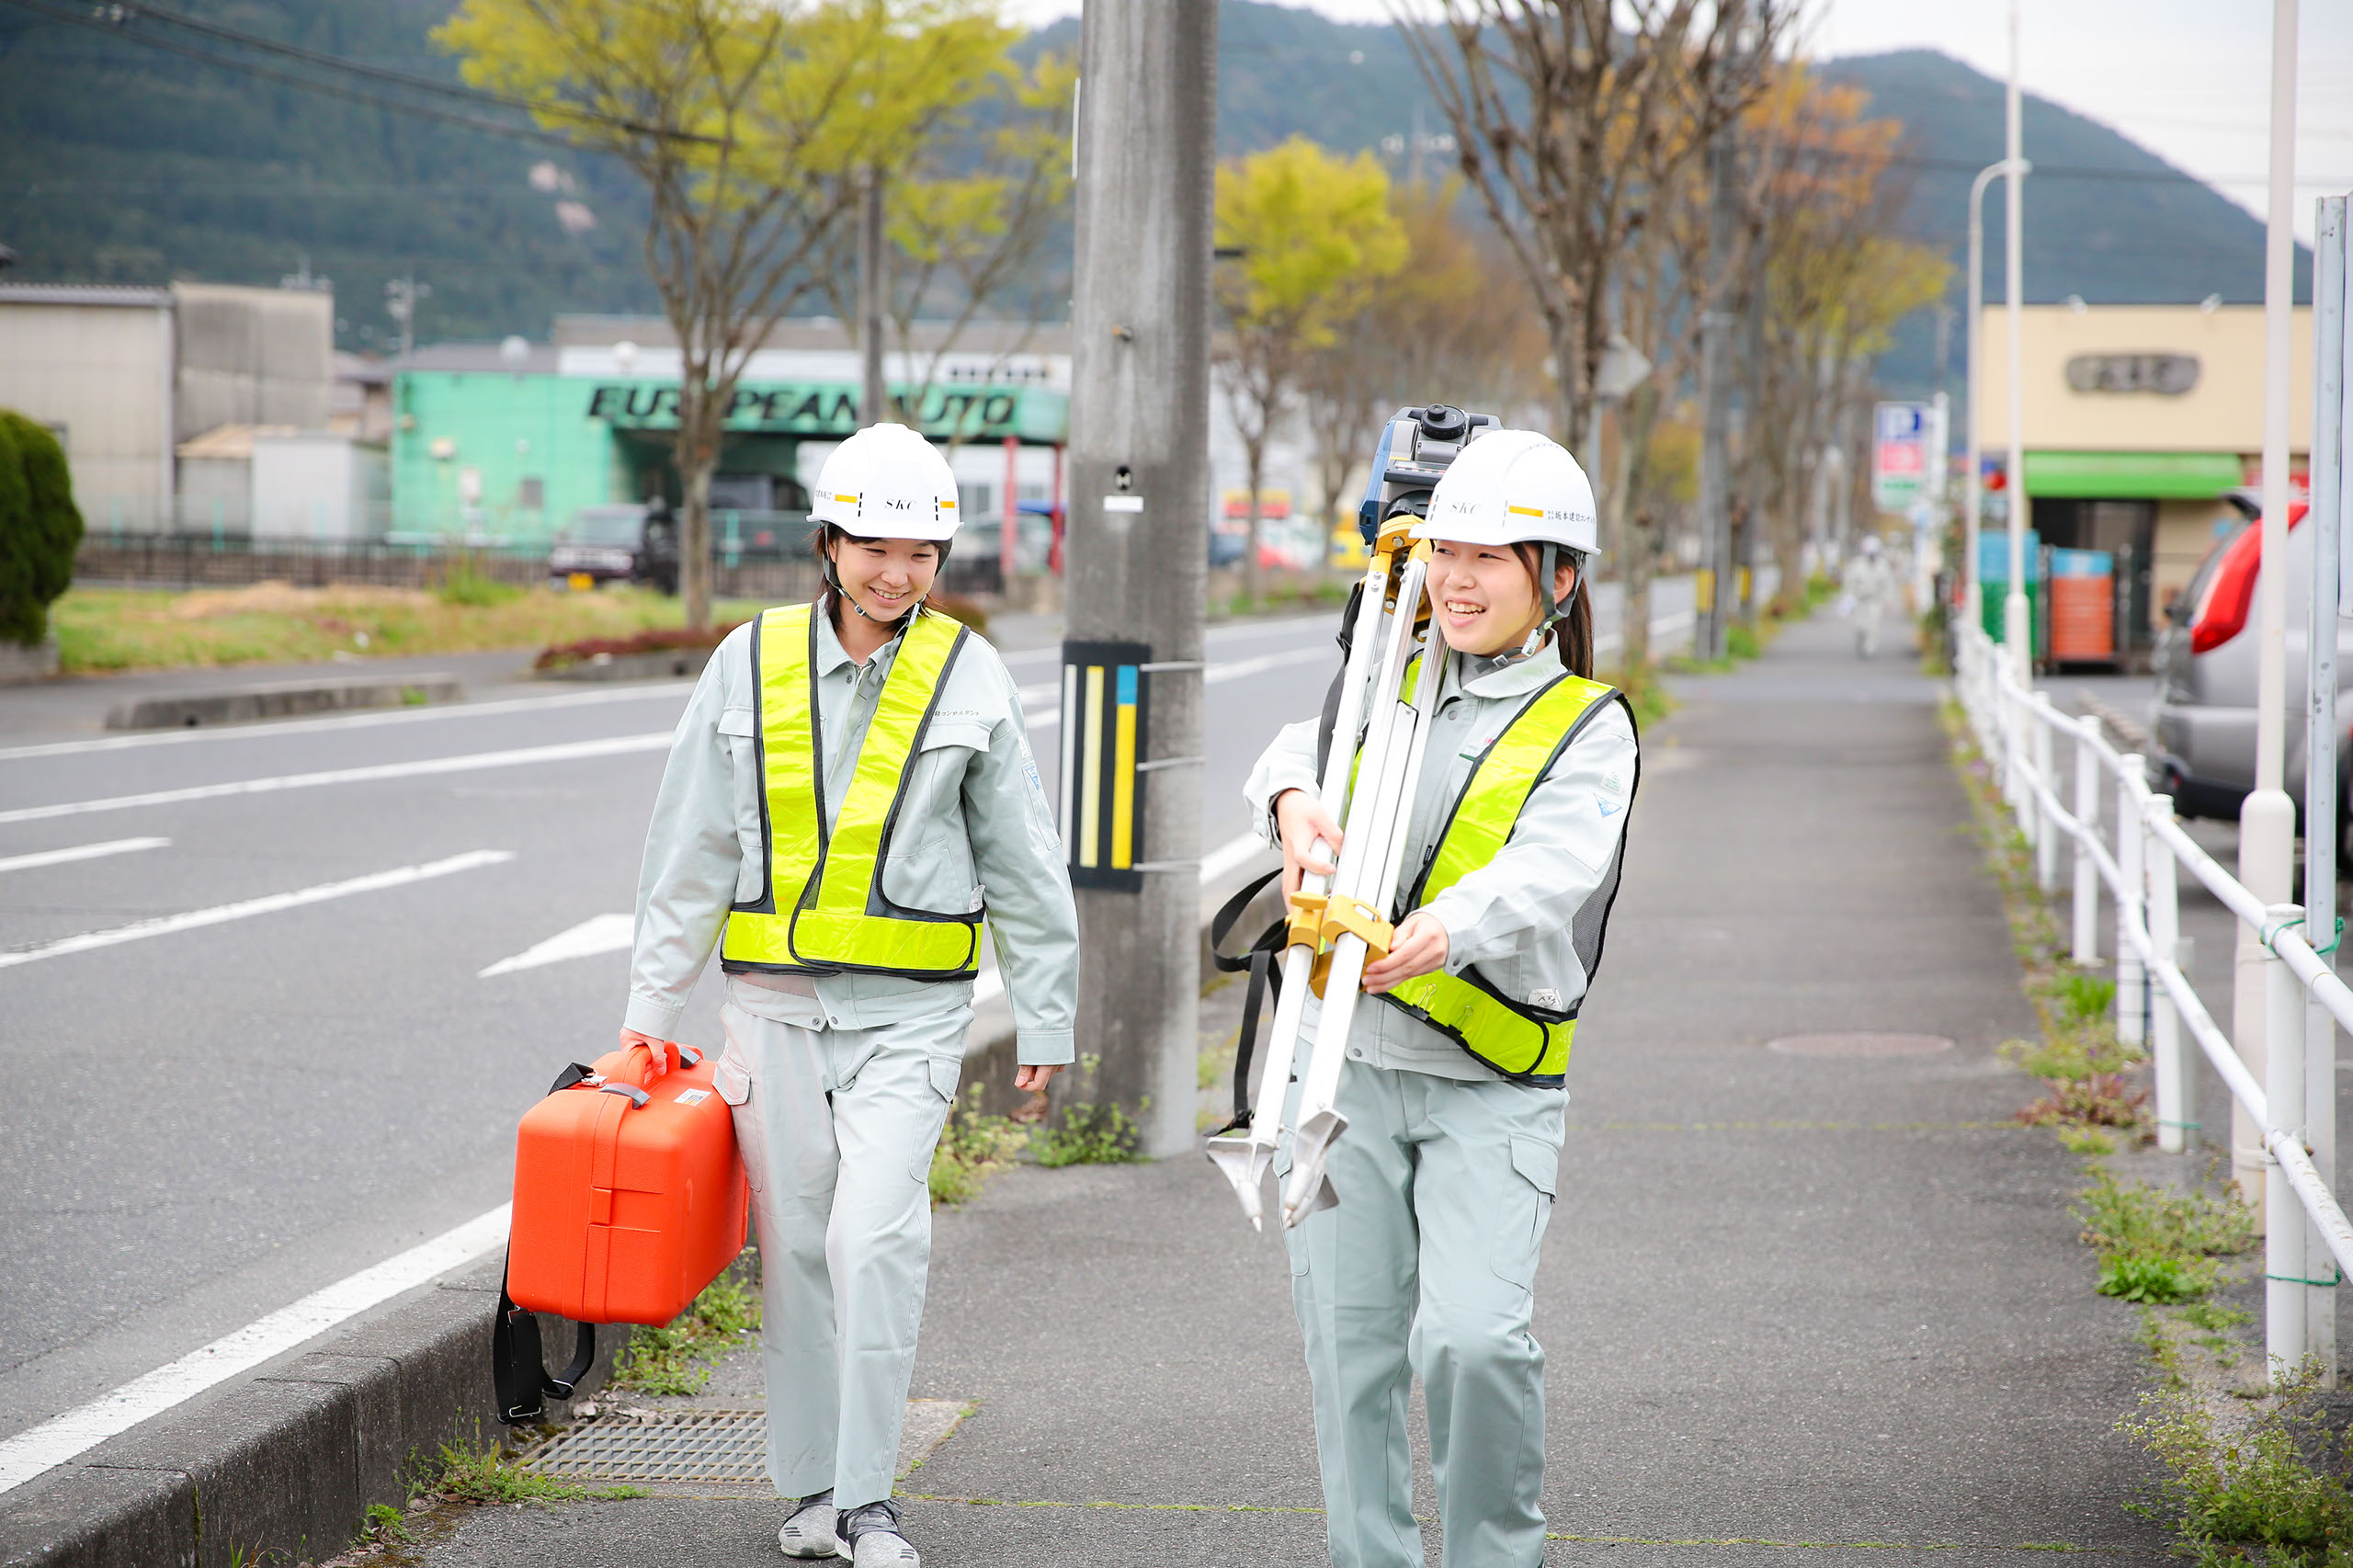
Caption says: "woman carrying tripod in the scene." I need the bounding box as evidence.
[1245,429,1639,1568]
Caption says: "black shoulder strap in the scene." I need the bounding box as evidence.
[493,1267,597,1426]
[1207,869,1290,1138]
[1314,581,1364,778]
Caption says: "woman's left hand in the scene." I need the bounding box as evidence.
[1362,911,1449,994]
[1014,1063,1064,1092]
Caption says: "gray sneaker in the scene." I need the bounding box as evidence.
[777,1490,839,1559]
[839,1499,918,1568]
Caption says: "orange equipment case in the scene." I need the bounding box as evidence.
[495,1041,748,1422]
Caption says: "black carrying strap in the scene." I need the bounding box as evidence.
[494,1268,597,1426]
[1208,868,1290,1137]
[1314,581,1364,778]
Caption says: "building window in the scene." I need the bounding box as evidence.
[519,476,545,510]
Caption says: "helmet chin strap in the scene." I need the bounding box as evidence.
[1518,542,1584,659]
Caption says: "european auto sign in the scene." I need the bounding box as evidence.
[1872,401,1931,513]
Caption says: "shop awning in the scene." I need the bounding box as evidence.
[2024,450,2243,500]
[585,380,1068,445]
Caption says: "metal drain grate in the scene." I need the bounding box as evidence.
[525,1410,769,1484]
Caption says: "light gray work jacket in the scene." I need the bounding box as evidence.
[625,600,1078,1066]
[1244,646,1639,1082]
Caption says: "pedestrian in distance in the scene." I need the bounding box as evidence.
[1247,429,1639,1568]
[1844,532,1893,659]
[619,422,1079,1568]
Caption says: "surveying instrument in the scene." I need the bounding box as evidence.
[1205,403,1500,1231]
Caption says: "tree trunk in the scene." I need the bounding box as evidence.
[1613,382,1661,672]
[676,372,715,632]
[1243,439,1265,608]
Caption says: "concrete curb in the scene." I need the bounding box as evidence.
[0,1257,616,1568]
[534,647,716,683]
[104,675,464,732]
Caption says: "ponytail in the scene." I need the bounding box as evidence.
[1509,541,1596,679]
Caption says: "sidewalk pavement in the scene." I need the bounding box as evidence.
[404,614,2176,1566]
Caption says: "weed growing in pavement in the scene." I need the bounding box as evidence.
[2058,1127,2118,1155]
[2074,1169,2255,1305]
[1032,1099,1148,1166]
[431,559,521,608]
[611,1270,761,1396]
[428,1441,643,1505]
[358,1502,411,1545]
[2123,1366,2353,1564]
[930,1089,1029,1208]
[1597,661,1674,729]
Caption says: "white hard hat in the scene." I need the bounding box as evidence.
[1861,534,1882,555]
[1411,428,1597,557]
[811,423,960,540]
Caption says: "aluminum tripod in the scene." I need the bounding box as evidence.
[1205,520,1445,1229]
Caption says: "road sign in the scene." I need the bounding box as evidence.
[1872,401,1931,513]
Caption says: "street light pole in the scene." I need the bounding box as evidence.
[1966,158,2028,640]
[2002,1,2030,684]
[1061,0,1218,1157]
[2235,0,2302,1214]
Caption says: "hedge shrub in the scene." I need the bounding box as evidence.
[0,409,84,647]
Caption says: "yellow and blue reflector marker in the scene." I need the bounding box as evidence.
[1058,639,1150,892]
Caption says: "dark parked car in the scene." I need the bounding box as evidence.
[550,502,679,595]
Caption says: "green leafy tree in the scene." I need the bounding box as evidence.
[1213,137,1407,602]
[436,0,1009,631]
[0,411,85,649]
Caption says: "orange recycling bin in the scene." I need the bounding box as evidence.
[507,1040,748,1325]
[2048,548,2116,665]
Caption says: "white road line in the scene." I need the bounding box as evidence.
[1019,646,1335,734]
[481,913,634,978]
[0,680,696,763]
[0,836,170,874]
[0,850,514,971]
[0,733,671,827]
[0,1205,513,1495]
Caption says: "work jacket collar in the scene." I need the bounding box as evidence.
[812,594,910,679]
[1451,641,1567,701]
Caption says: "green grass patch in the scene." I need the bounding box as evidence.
[930,1089,1029,1207]
[2125,1369,2353,1564]
[427,1441,642,1506]
[609,1270,762,1396]
[1032,1100,1147,1167]
[51,581,769,674]
[2075,1169,2254,1305]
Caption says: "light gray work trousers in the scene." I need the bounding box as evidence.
[1280,1057,1567,1568]
[716,999,969,1510]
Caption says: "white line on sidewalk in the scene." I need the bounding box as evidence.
[0,733,672,826]
[0,849,514,971]
[0,681,696,763]
[0,1205,514,1495]
[0,836,170,874]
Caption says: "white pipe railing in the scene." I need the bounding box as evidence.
[1954,622,2347,1379]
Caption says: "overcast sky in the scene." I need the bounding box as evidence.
[1011,0,2353,244]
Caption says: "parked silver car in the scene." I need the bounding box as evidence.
[2151,490,2348,856]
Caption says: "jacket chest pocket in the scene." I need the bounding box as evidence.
[881,719,993,911]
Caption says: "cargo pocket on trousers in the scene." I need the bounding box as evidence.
[913,1053,965,1184]
[1489,1134,1559,1289]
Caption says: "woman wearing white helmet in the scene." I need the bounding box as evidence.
[1245,428,1640,1568]
[620,423,1079,1568]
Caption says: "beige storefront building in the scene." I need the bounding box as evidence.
[1975,301,2313,655]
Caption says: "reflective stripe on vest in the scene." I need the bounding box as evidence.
[1373,669,1631,1082]
[718,602,983,980]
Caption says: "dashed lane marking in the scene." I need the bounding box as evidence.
[0,835,170,873]
[0,849,514,970]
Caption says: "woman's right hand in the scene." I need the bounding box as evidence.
[1273,788,1345,899]
[617,1028,675,1080]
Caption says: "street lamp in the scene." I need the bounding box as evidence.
[1964,155,2029,642]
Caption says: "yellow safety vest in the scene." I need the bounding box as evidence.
[719,602,983,980]
[1374,669,1632,1083]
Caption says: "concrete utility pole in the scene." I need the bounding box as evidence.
[2001,1,2030,684]
[2302,192,2344,1381]
[1695,129,1740,660]
[858,170,888,424]
[1061,0,1218,1158]
[1964,157,2026,639]
[2235,0,2302,1217]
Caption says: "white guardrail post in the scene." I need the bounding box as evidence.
[2072,724,2100,964]
[2147,792,2190,1153]
[2117,757,2148,1050]
[2032,698,2057,890]
[2266,903,2310,1377]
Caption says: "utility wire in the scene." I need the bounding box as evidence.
[0,0,717,146]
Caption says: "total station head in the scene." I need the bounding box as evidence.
[1357,403,1501,542]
